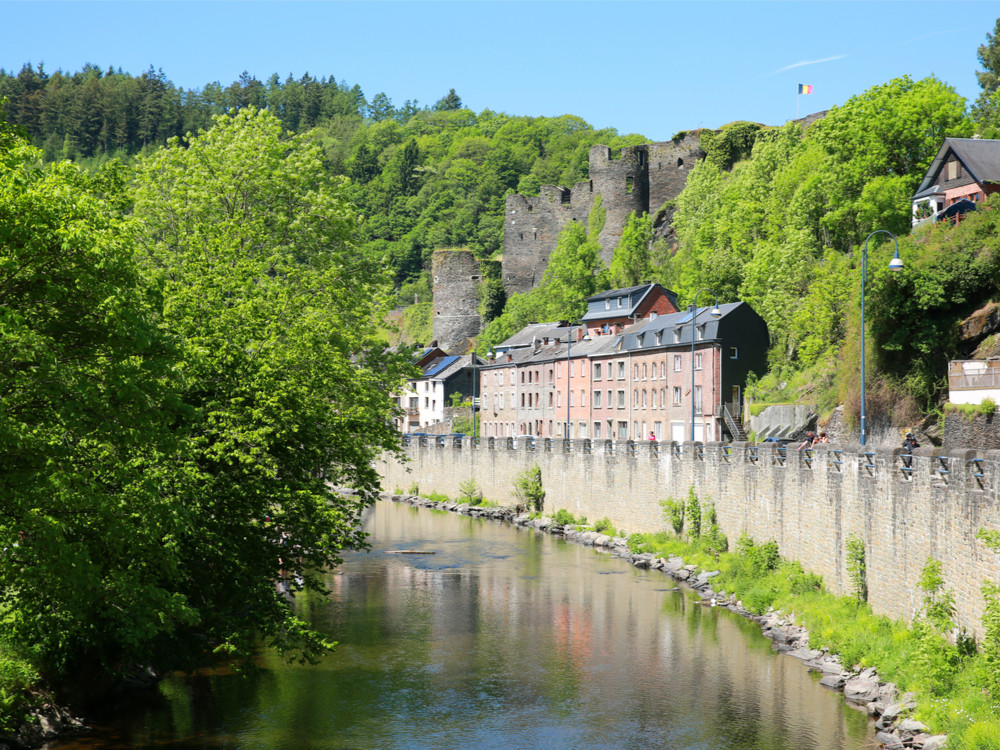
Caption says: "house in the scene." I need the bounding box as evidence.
[477,288,768,442]
[948,359,1000,406]
[911,138,1000,226]
[582,282,680,337]
[395,350,482,432]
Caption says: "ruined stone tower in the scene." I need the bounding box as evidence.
[432,249,482,353]
[501,133,705,298]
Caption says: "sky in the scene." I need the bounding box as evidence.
[1,1,997,142]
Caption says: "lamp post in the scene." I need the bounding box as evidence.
[860,230,905,446]
[690,290,722,442]
[471,351,478,439]
[565,325,591,438]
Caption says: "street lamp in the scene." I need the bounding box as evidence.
[690,290,722,442]
[860,230,904,446]
[565,325,591,438]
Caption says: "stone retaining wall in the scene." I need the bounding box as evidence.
[377,438,1000,638]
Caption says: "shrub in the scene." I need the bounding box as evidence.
[408,482,420,495]
[458,478,483,505]
[660,498,684,534]
[846,533,868,603]
[427,491,450,503]
[593,517,617,536]
[685,487,701,538]
[514,463,545,512]
[552,508,579,526]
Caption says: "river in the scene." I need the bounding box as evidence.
[49,499,873,749]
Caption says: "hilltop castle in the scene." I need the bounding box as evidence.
[501,133,705,296]
[431,132,706,352]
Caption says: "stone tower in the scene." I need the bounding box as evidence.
[500,132,705,299]
[432,249,482,353]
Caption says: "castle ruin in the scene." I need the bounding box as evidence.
[501,133,705,296]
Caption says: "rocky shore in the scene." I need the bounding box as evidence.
[385,492,949,750]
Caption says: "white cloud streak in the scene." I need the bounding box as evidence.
[767,54,847,77]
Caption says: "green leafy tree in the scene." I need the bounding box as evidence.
[973,18,1000,132]
[0,127,184,680]
[607,212,654,288]
[130,107,411,668]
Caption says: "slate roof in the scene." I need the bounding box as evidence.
[581,283,669,323]
[914,138,1000,197]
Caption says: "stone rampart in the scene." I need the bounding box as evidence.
[378,439,1000,638]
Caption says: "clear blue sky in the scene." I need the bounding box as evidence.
[1,1,997,141]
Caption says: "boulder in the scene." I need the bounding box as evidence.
[819,673,848,690]
[874,731,904,750]
[918,736,948,750]
[843,677,881,704]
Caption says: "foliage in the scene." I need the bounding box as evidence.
[426,492,450,504]
[513,463,545,512]
[913,558,962,695]
[593,517,617,536]
[660,498,685,535]
[606,212,654,288]
[973,18,1000,130]
[685,486,702,538]
[845,533,868,603]
[552,509,582,526]
[127,107,409,673]
[458,478,484,506]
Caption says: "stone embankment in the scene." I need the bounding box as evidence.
[385,492,949,750]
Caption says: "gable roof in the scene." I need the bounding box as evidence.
[915,138,1000,197]
[581,282,677,323]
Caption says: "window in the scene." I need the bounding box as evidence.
[673,386,682,405]
[594,363,602,380]
[499,394,504,409]
[642,390,647,408]
[695,353,703,370]
[579,422,587,439]
[655,331,663,345]
[510,391,514,407]
[605,298,611,310]
[650,389,657,408]
[660,388,666,405]
[695,385,703,412]
[569,361,574,378]
[548,393,553,407]
[643,363,647,379]
[499,371,504,386]
[594,390,602,408]
[569,391,574,407]
[617,297,623,308]
[556,392,561,408]
[634,363,639,379]
[617,361,626,379]
[947,160,959,180]
[617,390,626,408]
[606,389,612,407]
[520,371,525,384]
[674,329,682,343]
[730,347,739,359]
[521,393,525,407]
[594,421,602,439]
[549,368,554,384]
[651,363,657,379]
[696,324,705,340]
[617,421,628,439]
[637,334,643,348]
[674,355,682,372]
[425,397,429,407]
[633,389,639,407]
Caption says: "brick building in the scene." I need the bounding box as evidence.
[478,286,767,442]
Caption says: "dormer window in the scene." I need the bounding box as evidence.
[697,324,705,340]
[617,297,623,308]
[655,332,663,345]
[673,329,682,343]
[605,298,611,310]
[637,334,644,347]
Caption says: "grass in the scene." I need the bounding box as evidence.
[628,527,1000,749]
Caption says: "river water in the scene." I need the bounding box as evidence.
[50,499,873,749]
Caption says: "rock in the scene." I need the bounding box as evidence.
[843,677,881,704]
[898,719,929,736]
[786,646,823,661]
[875,731,904,749]
[674,568,691,581]
[633,558,651,568]
[918,736,948,750]
[819,673,848,690]
[593,534,612,547]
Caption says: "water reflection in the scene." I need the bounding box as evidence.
[50,500,872,749]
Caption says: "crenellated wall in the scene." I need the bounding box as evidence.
[378,439,1000,638]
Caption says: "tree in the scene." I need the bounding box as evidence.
[974,18,1000,132]
[0,126,184,681]
[434,88,462,111]
[128,107,412,668]
[607,212,654,288]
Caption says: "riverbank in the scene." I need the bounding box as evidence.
[384,491,948,750]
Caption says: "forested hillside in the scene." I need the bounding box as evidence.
[4,16,1000,426]
[0,63,646,292]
